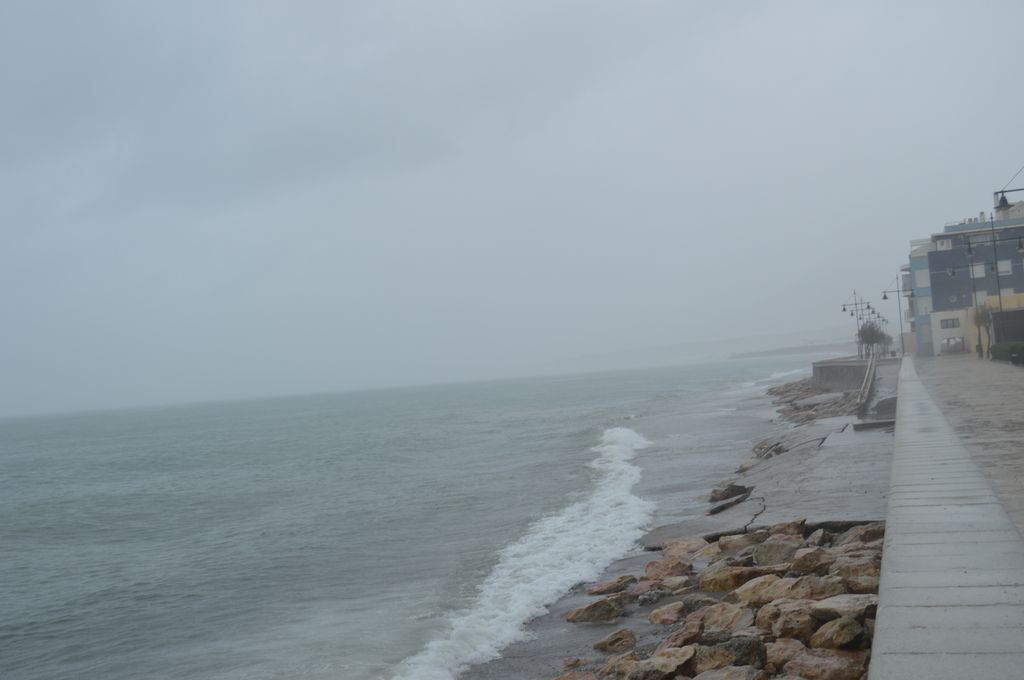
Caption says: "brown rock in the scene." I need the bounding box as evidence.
[645,557,692,580]
[768,518,806,536]
[663,536,710,560]
[599,651,638,679]
[554,671,598,680]
[660,576,692,592]
[843,575,879,594]
[687,602,755,631]
[649,601,686,625]
[563,657,590,669]
[656,620,704,651]
[864,617,875,637]
[593,628,637,653]
[791,547,837,575]
[766,638,807,669]
[700,565,789,592]
[726,574,782,606]
[589,575,638,595]
[693,542,723,561]
[784,648,866,680]
[710,483,752,503]
[567,597,624,623]
[810,594,878,622]
[805,528,831,546]
[828,553,880,580]
[810,616,863,649]
[691,666,770,680]
[681,593,720,614]
[708,491,753,515]
[753,535,803,566]
[766,575,846,602]
[719,530,769,552]
[693,637,767,674]
[755,599,820,642]
[834,522,885,547]
[624,645,696,680]
[631,579,664,594]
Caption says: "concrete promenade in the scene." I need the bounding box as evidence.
[870,359,1024,679]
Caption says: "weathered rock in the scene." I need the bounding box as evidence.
[768,518,806,536]
[791,547,837,575]
[765,575,846,602]
[805,528,831,546]
[710,483,752,503]
[656,620,703,651]
[649,601,686,625]
[783,648,867,680]
[593,628,637,653]
[828,553,880,580]
[693,542,723,561]
[726,574,782,606]
[632,579,664,594]
[693,637,767,674]
[563,657,590,669]
[660,576,692,592]
[663,536,710,560]
[766,638,806,669]
[755,599,820,642]
[554,671,598,680]
[691,666,770,680]
[843,575,879,594]
[719,530,769,553]
[834,522,885,547]
[810,594,878,622]
[699,628,734,645]
[645,557,692,580]
[681,593,719,614]
[589,575,638,595]
[700,565,789,592]
[624,645,696,680]
[753,535,803,566]
[687,602,755,631]
[709,490,752,515]
[810,616,863,649]
[599,651,638,679]
[567,597,624,623]
[638,589,674,606]
[732,626,771,641]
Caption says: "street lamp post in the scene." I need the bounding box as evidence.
[882,278,907,357]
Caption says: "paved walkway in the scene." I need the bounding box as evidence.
[870,360,1024,679]
[915,354,1024,534]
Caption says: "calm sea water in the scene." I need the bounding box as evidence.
[0,357,817,680]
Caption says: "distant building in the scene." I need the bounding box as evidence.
[905,191,1024,357]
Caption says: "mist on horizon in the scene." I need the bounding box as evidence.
[3,1,1022,417]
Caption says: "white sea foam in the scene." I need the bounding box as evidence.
[390,427,654,680]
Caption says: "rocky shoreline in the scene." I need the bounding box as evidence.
[548,378,881,680]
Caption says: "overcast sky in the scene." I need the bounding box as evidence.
[3,1,1023,416]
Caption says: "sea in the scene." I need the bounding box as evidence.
[0,355,826,680]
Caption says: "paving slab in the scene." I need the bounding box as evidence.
[870,359,1024,680]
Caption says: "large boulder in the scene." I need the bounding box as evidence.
[649,601,686,625]
[726,574,782,606]
[809,616,863,649]
[790,547,837,575]
[719,530,769,552]
[645,557,692,580]
[768,518,806,536]
[681,593,720,614]
[828,553,880,580]
[660,575,692,592]
[764,575,846,602]
[567,597,624,623]
[593,628,637,653]
[766,638,806,669]
[599,652,638,679]
[589,575,638,595]
[783,649,867,680]
[692,637,767,674]
[624,645,696,680]
[843,575,879,594]
[710,483,752,503]
[810,594,878,622]
[753,535,803,566]
[699,565,788,592]
[834,522,884,547]
[755,599,820,642]
[687,602,755,631]
[663,536,710,560]
[656,620,704,651]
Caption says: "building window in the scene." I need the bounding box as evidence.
[914,269,930,289]
[975,291,988,306]
[971,262,986,279]
[940,318,960,329]
[937,239,952,251]
[999,259,1013,275]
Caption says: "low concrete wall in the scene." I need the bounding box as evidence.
[812,357,868,392]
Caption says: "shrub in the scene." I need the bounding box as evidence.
[990,341,1024,364]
